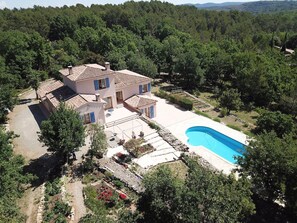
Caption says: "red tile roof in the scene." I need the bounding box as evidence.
[59,64,114,81]
[125,95,156,108]
[38,80,88,109]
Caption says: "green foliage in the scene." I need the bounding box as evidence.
[148,122,161,131]
[82,173,97,184]
[219,88,243,115]
[39,103,85,163]
[83,186,107,216]
[113,179,124,189]
[220,107,228,117]
[139,160,255,223]
[88,123,107,159]
[79,213,114,223]
[45,178,61,196]
[0,128,33,222]
[256,110,294,137]
[53,201,71,216]
[227,124,242,131]
[0,85,17,123]
[213,117,221,123]
[194,110,211,119]
[237,132,297,217]
[279,90,297,117]
[155,91,193,110]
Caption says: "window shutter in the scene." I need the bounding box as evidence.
[94,80,99,90]
[148,83,151,92]
[90,112,95,123]
[105,78,110,88]
[139,85,143,94]
[150,106,154,118]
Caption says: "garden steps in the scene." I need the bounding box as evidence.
[143,132,159,141]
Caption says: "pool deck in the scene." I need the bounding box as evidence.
[152,95,248,175]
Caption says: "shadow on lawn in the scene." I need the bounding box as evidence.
[23,153,62,188]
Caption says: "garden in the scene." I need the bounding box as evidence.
[43,178,72,223]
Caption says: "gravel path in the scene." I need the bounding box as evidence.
[66,180,87,222]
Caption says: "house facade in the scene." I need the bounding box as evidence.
[37,63,157,124]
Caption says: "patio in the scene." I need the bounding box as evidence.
[105,107,138,124]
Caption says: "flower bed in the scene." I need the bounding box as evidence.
[124,139,155,157]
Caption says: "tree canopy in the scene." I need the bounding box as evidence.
[38,103,85,163]
[0,128,33,222]
[138,158,255,223]
[237,132,297,217]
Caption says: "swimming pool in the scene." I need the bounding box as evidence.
[186,126,245,163]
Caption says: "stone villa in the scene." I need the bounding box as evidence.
[37,62,157,124]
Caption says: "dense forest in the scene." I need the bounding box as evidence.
[0,1,297,222]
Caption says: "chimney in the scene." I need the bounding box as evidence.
[95,93,100,102]
[68,65,73,75]
[105,62,110,71]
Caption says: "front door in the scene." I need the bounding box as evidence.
[116,91,123,104]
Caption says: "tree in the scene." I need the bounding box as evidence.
[48,15,76,41]
[175,50,205,90]
[138,167,182,223]
[256,110,295,137]
[88,123,107,160]
[0,128,33,222]
[138,159,255,223]
[28,70,46,99]
[279,90,297,118]
[219,88,243,115]
[38,103,85,163]
[181,159,255,223]
[237,132,297,217]
[0,84,16,123]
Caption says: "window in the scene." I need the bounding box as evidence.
[83,113,91,124]
[94,78,110,90]
[143,84,148,93]
[99,79,106,89]
[82,112,95,124]
[139,83,151,94]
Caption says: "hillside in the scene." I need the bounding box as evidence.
[192,1,297,13]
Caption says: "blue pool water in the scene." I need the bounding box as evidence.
[186,126,245,163]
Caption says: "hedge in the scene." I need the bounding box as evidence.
[155,90,193,111]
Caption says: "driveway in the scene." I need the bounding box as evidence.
[8,90,48,160]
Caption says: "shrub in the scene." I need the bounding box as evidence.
[45,178,61,196]
[195,110,211,119]
[220,108,228,117]
[213,117,221,123]
[155,90,193,110]
[227,124,241,131]
[154,90,169,100]
[53,201,71,216]
[82,173,97,184]
[178,97,193,110]
[113,179,124,189]
[148,122,161,130]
